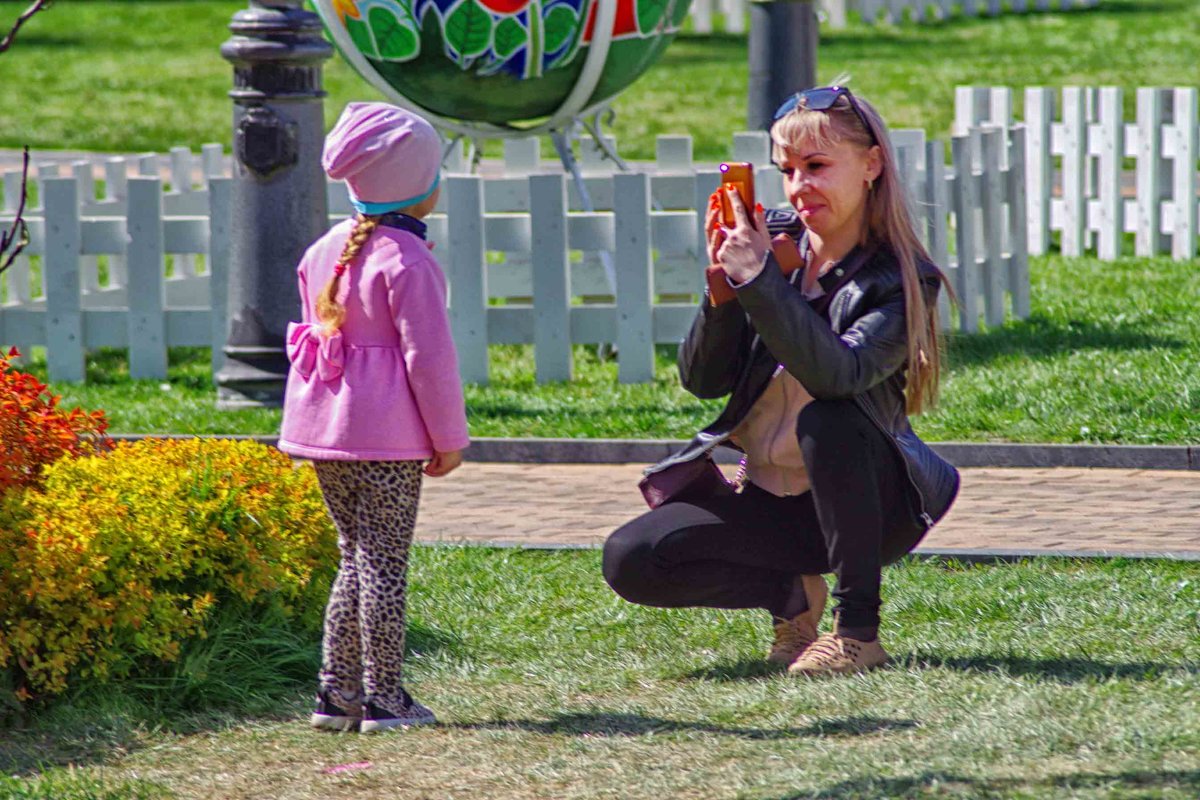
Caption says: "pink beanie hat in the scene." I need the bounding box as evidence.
[322,102,442,214]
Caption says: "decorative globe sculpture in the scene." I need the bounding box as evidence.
[312,0,693,137]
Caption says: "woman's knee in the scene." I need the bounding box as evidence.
[601,519,664,604]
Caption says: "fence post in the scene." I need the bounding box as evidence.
[1096,87,1125,260]
[446,175,489,385]
[208,177,233,381]
[951,135,981,333]
[169,147,199,278]
[72,162,101,296]
[1007,126,1031,320]
[529,173,573,383]
[126,177,168,379]
[1060,87,1088,257]
[43,177,85,382]
[1135,88,1166,256]
[980,127,1006,327]
[1024,87,1054,255]
[954,86,987,135]
[723,0,746,33]
[1171,87,1198,259]
[824,0,848,27]
[504,138,540,173]
[104,157,129,288]
[924,139,952,330]
[656,135,693,172]
[613,172,655,383]
[202,143,226,180]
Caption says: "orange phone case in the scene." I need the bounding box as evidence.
[718,162,755,227]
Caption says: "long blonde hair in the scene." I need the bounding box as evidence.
[316,214,379,336]
[770,93,951,414]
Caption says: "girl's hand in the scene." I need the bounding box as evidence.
[425,449,464,477]
[715,187,770,285]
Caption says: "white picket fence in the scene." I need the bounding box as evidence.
[1,125,1028,385]
[687,0,1098,33]
[955,86,1200,260]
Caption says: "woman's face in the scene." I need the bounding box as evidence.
[777,135,881,246]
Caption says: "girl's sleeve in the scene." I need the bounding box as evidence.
[388,254,471,453]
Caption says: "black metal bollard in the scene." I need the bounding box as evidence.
[216,0,333,409]
[746,0,818,132]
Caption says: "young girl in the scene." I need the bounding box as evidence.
[279,102,469,732]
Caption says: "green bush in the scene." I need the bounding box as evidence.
[0,439,337,704]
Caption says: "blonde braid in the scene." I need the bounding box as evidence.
[316,214,379,335]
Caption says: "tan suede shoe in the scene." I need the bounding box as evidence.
[766,574,828,665]
[787,627,888,676]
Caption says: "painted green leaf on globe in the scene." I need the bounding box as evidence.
[345,16,379,58]
[368,5,420,61]
[637,0,668,34]
[493,16,525,59]
[446,0,493,58]
[543,5,577,54]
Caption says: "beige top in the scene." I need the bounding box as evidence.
[730,366,817,496]
[728,250,830,498]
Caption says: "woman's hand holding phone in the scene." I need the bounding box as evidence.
[714,183,770,285]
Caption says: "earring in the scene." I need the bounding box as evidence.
[866,177,874,191]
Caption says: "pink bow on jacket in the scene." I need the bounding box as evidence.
[286,322,344,382]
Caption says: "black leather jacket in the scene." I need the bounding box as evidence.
[649,231,960,531]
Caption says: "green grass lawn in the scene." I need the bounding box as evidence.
[2,549,1198,799]
[0,0,1197,159]
[18,253,1200,444]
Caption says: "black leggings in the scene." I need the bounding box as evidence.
[602,399,926,629]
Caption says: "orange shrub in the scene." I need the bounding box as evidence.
[0,347,108,492]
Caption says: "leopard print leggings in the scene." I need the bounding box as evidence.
[313,460,424,715]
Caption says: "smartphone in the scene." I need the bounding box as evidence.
[718,162,755,227]
[706,162,759,307]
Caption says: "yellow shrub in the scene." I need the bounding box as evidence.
[0,439,337,700]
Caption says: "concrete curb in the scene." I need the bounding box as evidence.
[107,434,1199,470]
[416,540,1200,562]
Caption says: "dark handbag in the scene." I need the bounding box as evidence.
[638,454,735,509]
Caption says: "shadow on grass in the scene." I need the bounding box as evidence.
[684,658,786,681]
[764,768,1200,800]
[946,314,1187,368]
[687,651,1197,686]
[898,651,1199,684]
[0,620,460,776]
[452,711,917,740]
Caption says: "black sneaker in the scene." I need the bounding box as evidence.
[359,688,437,734]
[310,688,363,732]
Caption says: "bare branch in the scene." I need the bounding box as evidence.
[0,148,31,277]
[0,0,53,54]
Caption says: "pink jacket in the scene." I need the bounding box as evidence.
[278,219,470,461]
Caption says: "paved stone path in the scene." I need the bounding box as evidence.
[417,464,1200,558]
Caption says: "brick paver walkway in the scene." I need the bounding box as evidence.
[417,464,1200,557]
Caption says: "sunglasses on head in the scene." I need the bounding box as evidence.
[772,86,878,145]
